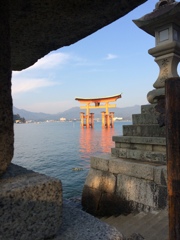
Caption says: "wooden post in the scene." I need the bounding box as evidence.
[166,77,180,240]
[80,112,84,127]
[86,103,90,128]
[101,112,106,128]
[110,112,114,128]
[106,114,110,128]
[90,113,94,128]
[105,102,109,114]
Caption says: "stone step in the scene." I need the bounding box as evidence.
[101,214,134,226]
[141,104,157,115]
[132,210,168,238]
[90,154,167,185]
[148,224,168,240]
[141,214,168,239]
[111,148,166,164]
[115,212,147,232]
[113,213,136,225]
[114,141,166,153]
[123,125,165,137]
[100,209,168,240]
[121,211,160,236]
[112,136,166,146]
[100,215,118,225]
[132,113,158,125]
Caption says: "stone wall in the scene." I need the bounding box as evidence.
[0,0,14,175]
[82,154,167,216]
[82,104,167,216]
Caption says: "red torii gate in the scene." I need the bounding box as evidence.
[75,93,122,128]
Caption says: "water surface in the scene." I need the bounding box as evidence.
[12,121,131,198]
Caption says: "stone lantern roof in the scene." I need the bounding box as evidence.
[133,0,180,36]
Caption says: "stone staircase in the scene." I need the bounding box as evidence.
[100,209,168,240]
[82,104,168,216]
[111,104,166,165]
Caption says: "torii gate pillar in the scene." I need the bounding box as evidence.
[101,111,115,128]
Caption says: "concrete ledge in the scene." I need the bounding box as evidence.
[109,158,154,181]
[112,136,166,145]
[111,148,166,164]
[0,163,62,240]
[141,104,157,114]
[123,125,165,137]
[115,142,154,151]
[91,154,110,171]
[132,113,158,125]
[90,154,167,185]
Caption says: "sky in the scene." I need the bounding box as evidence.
[12,0,177,114]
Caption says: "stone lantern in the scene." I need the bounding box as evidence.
[133,0,180,104]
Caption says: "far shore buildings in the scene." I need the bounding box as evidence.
[59,117,66,122]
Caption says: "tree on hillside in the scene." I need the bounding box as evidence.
[13,114,26,123]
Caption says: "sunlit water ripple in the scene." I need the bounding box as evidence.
[12,121,131,198]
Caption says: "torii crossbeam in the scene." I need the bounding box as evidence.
[75,93,122,128]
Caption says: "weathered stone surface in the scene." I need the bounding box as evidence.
[56,200,125,240]
[116,174,167,209]
[82,102,169,216]
[132,113,158,125]
[153,145,166,152]
[82,185,132,217]
[9,0,146,70]
[84,168,116,194]
[109,158,154,181]
[0,1,14,176]
[82,185,102,216]
[91,154,110,171]
[112,148,166,164]
[153,165,167,186]
[115,142,153,151]
[82,153,168,215]
[127,233,145,240]
[141,104,157,114]
[123,125,166,137]
[112,136,166,145]
[125,149,166,164]
[97,191,132,216]
[0,163,62,240]
[155,97,166,127]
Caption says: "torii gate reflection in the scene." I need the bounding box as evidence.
[75,94,122,128]
[79,126,115,165]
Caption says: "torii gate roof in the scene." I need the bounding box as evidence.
[75,93,122,104]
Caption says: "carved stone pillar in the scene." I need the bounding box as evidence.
[0,0,14,175]
[147,41,180,104]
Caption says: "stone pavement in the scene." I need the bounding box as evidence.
[51,199,124,240]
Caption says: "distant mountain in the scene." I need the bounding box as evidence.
[13,106,56,121]
[13,105,141,121]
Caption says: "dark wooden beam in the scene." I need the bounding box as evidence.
[166,77,180,240]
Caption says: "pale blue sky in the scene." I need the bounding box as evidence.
[12,0,173,114]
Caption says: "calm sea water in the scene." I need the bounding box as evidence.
[12,121,131,198]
